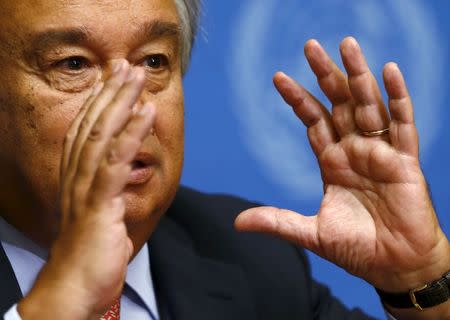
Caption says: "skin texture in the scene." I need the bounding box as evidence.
[0,2,184,317]
[0,1,448,319]
[0,0,184,251]
[235,39,450,319]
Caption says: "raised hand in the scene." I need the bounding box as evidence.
[18,60,155,319]
[235,37,450,297]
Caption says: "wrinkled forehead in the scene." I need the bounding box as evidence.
[0,0,180,36]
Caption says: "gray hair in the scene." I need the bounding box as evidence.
[173,0,201,74]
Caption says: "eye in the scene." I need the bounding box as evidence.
[143,54,168,70]
[54,56,90,71]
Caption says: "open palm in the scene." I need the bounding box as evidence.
[235,37,449,292]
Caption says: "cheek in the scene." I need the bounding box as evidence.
[0,75,88,216]
[155,87,184,162]
[44,68,99,93]
[25,93,85,155]
[13,79,88,181]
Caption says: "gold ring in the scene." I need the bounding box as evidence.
[360,128,390,137]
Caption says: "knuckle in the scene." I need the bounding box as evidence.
[77,105,88,115]
[63,131,76,146]
[122,126,144,143]
[106,139,140,165]
[122,127,138,140]
[106,147,121,165]
[93,160,131,191]
[79,118,91,130]
[87,124,103,141]
[98,158,115,177]
[332,111,347,126]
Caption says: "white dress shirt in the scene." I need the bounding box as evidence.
[0,217,159,320]
[0,216,400,320]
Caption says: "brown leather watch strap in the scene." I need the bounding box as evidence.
[375,270,450,311]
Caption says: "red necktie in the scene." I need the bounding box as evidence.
[100,299,120,320]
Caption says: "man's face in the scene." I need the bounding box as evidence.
[0,0,184,245]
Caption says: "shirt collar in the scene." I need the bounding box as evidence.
[0,216,48,260]
[126,242,159,319]
[0,216,159,318]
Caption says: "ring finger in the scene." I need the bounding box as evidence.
[340,37,391,138]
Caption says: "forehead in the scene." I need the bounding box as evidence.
[2,0,179,33]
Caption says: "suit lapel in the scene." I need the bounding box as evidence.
[0,228,255,320]
[0,243,23,316]
[149,217,256,320]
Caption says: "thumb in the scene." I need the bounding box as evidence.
[234,206,319,252]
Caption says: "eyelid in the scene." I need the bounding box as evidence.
[144,53,168,61]
[130,41,175,62]
[53,56,90,67]
[36,46,96,68]
[137,54,171,72]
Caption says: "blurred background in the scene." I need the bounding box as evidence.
[181,0,450,318]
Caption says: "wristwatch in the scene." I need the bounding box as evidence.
[375,270,450,311]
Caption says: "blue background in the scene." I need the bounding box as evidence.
[181,1,450,318]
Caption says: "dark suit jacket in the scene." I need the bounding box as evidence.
[0,186,376,319]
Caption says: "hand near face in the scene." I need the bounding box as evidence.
[236,37,450,301]
[18,60,155,319]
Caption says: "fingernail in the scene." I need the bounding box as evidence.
[112,60,124,74]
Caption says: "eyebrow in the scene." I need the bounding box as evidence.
[131,20,181,44]
[30,26,91,52]
[29,20,181,52]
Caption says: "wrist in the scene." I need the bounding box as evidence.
[385,298,450,320]
[18,288,91,320]
[375,239,450,319]
[18,263,94,320]
[377,244,450,320]
[377,236,450,293]
[376,269,449,310]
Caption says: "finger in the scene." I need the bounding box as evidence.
[304,39,356,136]
[235,206,320,253]
[340,37,390,134]
[71,67,147,216]
[383,63,418,157]
[274,72,338,156]
[61,60,130,219]
[61,82,104,181]
[60,82,104,226]
[65,60,130,183]
[88,103,155,207]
